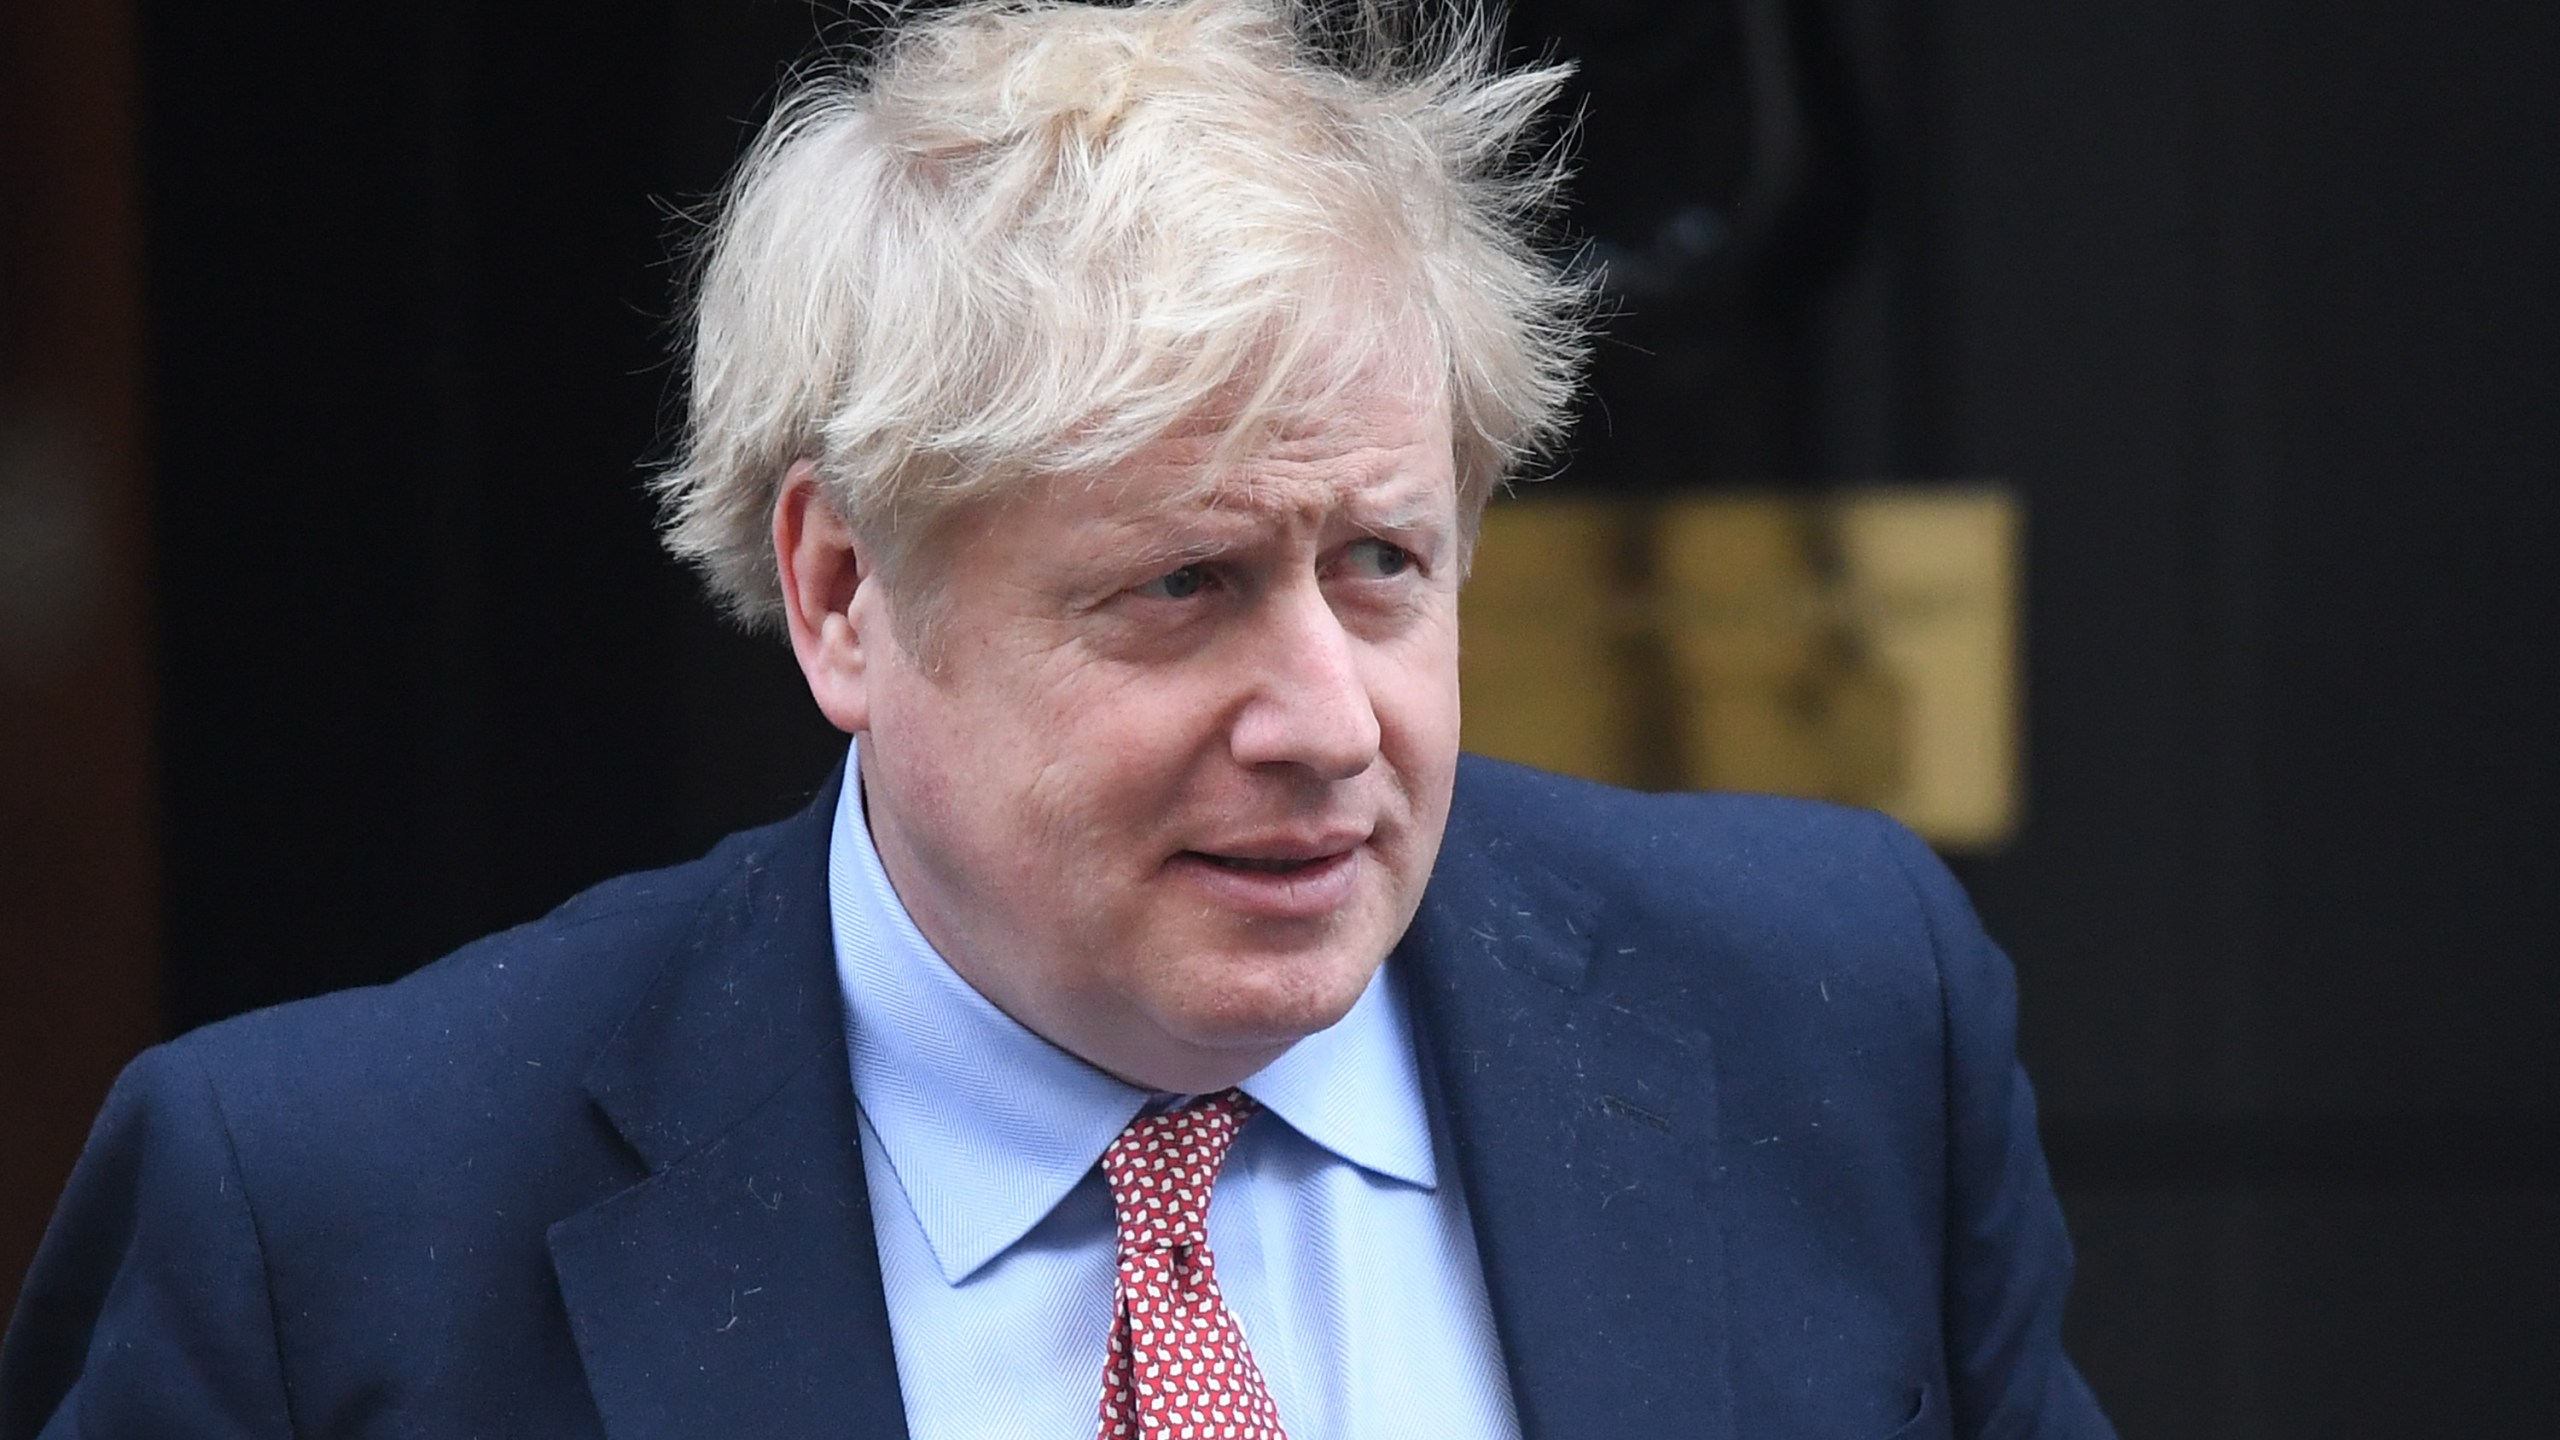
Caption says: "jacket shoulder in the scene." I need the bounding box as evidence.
[1448,752,1940,939]
[135,804,824,1239]
[1440,753,1983,1077]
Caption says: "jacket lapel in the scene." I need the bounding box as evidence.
[1402,770,1736,1440]
[547,770,912,1440]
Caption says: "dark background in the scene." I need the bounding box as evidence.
[5,0,2556,1433]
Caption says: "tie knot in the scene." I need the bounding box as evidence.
[1100,1088,1258,1253]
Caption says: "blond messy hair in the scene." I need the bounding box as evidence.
[655,0,1591,628]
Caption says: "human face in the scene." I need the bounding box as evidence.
[850,385,1462,1093]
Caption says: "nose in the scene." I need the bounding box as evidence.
[1227,582,1381,781]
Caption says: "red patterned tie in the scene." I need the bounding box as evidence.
[1095,1088,1289,1440]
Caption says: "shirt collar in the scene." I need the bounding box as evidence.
[826,738,1436,1285]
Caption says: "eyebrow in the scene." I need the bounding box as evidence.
[1345,487,1457,538]
[1106,526,1241,576]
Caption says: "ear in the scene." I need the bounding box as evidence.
[774,459,886,734]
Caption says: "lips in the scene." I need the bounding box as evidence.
[1169,833,1369,920]
[1180,826,1370,870]
[1197,853,1328,874]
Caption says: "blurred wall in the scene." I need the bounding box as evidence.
[1872,8,2560,1432]
[135,0,848,1032]
[0,0,156,1318]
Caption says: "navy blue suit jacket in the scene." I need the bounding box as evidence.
[3,757,2111,1438]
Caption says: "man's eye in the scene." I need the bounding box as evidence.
[1135,564,1209,600]
[1345,538,1415,578]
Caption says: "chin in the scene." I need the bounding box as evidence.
[1162,945,1382,1052]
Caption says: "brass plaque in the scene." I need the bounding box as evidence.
[1459,487,2020,850]
[1458,498,1650,789]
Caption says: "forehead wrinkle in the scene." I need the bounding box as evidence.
[1343,477,1457,535]
[1177,427,1451,514]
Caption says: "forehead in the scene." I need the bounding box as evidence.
[1084,372,1457,528]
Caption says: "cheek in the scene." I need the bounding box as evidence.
[1056,664,1227,769]
[1378,618,1464,746]
[1002,674,1202,862]
[866,662,1046,868]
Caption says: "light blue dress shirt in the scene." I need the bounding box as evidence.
[827,741,1521,1439]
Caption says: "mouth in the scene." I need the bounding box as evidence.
[1169,835,1369,919]
[1192,852,1336,874]
[1180,825,1371,871]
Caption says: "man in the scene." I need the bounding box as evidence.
[3,1,2112,1436]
